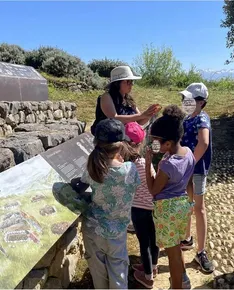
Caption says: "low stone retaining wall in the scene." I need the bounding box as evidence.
[0,101,78,137]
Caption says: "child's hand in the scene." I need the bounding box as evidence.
[145,146,153,164]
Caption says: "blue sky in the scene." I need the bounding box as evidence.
[0,1,231,71]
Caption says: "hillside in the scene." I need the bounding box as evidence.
[47,80,234,129]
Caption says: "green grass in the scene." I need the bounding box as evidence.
[48,84,234,130]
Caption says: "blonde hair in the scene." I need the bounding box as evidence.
[87,140,123,183]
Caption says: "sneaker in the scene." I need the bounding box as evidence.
[127,224,135,233]
[132,264,158,278]
[134,270,154,289]
[180,236,194,250]
[169,275,191,289]
[194,250,214,273]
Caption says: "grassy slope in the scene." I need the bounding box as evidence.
[48,84,234,130]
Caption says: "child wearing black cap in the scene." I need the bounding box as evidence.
[80,118,140,289]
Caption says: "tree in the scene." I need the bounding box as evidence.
[221,0,234,64]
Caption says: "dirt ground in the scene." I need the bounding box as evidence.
[70,218,213,289]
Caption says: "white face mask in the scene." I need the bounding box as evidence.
[181,97,196,115]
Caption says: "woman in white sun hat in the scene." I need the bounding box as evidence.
[91,66,160,135]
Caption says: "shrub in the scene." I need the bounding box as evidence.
[0,43,26,64]
[133,44,182,87]
[25,46,59,69]
[174,65,204,88]
[88,58,128,77]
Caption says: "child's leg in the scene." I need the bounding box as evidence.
[105,231,129,289]
[132,207,153,277]
[165,245,183,289]
[81,220,109,289]
[148,210,160,267]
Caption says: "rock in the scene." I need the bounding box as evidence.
[46,101,53,111]
[216,225,221,232]
[22,102,33,114]
[35,246,56,269]
[14,114,20,125]
[38,133,64,149]
[14,124,46,132]
[213,269,223,277]
[38,111,46,122]
[44,277,62,289]
[60,254,79,288]
[23,268,48,289]
[209,241,215,249]
[6,114,16,127]
[216,253,222,260]
[0,117,5,126]
[38,102,48,111]
[217,239,222,246]
[9,102,21,114]
[53,109,63,120]
[19,111,25,123]
[70,103,77,111]
[53,102,60,111]
[25,113,36,123]
[47,110,54,120]
[223,259,228,266]
[0,102,9,118]
[0,134,45,164]
[49,248,66,277]
[59,101,66,111]
[3,124,13,136]
[31,102,39,111]
[65,102,72,111]
[0,148,15,172]
[0,126,3,137]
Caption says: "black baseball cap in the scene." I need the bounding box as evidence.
[95,118,130,143]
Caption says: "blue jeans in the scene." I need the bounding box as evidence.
[131,207,160,275]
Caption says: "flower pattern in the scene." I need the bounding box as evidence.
[81,161,140,239]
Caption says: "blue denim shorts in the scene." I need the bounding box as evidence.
[193,174,207,195]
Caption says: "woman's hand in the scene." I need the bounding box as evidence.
[142,104,162,118]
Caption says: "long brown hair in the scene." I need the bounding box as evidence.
[122,141,143,162]
[107,81,136,108]
[87,140,123,183]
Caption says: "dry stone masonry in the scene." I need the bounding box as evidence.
[0,101,86,172]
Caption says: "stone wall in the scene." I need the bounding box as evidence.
[0,101,78,137]
[0,101,86,172]
[211,117,234,150]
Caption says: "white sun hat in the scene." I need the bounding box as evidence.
[179,82,209,100]
[110,66,142,83]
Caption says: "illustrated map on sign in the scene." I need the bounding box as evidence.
[0,132,94,289]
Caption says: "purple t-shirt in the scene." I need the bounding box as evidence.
[154,148,195,201]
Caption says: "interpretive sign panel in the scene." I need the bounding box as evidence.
[0,62,48,101]
[0,132,94,289]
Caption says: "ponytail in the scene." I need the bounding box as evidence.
[87,141,123,183]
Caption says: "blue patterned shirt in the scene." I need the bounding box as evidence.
[181,111,212,175]
[81,162,140,239]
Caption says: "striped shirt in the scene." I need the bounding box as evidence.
[132,157,155,210]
